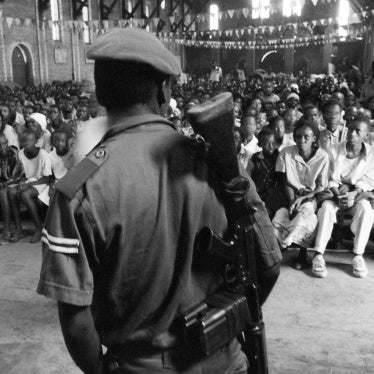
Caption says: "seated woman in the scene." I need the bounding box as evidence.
[0,132,23,244]
[8,129,52,243]
[272,119,330,269]
[246,127,287,218]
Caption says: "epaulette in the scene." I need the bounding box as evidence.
[56,145,108,200]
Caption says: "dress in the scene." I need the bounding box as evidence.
[38,114,281,372]
[272,145,329,248]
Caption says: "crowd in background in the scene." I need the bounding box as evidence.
[0,80,100,244]
[169,61,374,279]
[0,61,374,278]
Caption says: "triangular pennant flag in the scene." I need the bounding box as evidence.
[227,10,235,19]
[240,29,245,35]
[242,8,250,18]
[6,17,14,28]
[24,18,32,26]
[14,18,21,26]
[152,17,159,27]
[169,16,174,24]
[218,12,223,20]
[311,0,318,5]
[234,9,242,18]
[235,29,239,38]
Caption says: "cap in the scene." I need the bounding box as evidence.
[287,93,300,101]
[29,113,47,131]
[87,28,181,76]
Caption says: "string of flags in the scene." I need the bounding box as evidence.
[0,7,373,35]
[161,33,365,51]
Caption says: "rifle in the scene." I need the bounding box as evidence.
[186,92,268,374]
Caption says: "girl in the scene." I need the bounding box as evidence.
[272,119,330,269]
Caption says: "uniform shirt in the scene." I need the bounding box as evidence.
[319,125,347,152]
[19,148,52,194]
[36,130,52,152]
[49,148,69,180]
[3,124,19,149]
[38,114,281,350]
[276,145,329,192]
[328,141,374,192]
[278,134,295,151]
[261,94,280,105]
[242,136,261,160]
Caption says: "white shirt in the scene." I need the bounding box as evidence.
[3,124,19,149]
[329,142,374,192]
[243,136,261,159]
[276,145,329,192]
[49,148,69,180]
[19,148,52,180]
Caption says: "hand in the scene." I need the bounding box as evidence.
[338,184,350,195]
[17,181,26,193]
[290,197,305,215]
[338,193,355,209]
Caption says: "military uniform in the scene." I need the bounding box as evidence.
[37,28,281,374]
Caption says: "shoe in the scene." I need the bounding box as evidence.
[10,230,24,243]
[30,230,42,243]
[352,255,368,278]
[294,251,311,270]
[0,231,11,245]
[312,254,328,278]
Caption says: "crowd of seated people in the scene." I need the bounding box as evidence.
[0,81,99,244]
[169,64,374,279]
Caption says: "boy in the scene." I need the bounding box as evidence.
[247,128,287,218]
[39,130,70,206]
[240,115,261,165]
[0,133,23,244]
[320,99,347,153]
[312,119,374,278]
[8,129,52,243]
[268,116,295,150]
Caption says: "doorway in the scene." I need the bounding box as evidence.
[12,45,33,88]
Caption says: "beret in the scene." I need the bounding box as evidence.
[287,93,300,101]
[87,28,181,76]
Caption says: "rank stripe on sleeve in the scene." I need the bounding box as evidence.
[42,229,79,254]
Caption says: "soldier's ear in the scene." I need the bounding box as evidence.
[158,78,172,116]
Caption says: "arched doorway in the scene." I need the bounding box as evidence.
[12,45,33,88]
[260,50,285,73]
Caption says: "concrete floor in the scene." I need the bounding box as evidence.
[0,234,374,374]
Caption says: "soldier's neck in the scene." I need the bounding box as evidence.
[107,103,160,127]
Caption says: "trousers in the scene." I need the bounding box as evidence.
[105,338,248,374]
[314,199,374,255]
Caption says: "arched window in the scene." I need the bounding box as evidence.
[209,4,219,31]
[51,0,61,41]
[252,0,270,19]
[283,0,302,17]
[82,5,91,44]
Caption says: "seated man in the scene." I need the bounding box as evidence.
[312,119,374,278]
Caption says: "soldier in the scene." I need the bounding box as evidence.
[38,28,280,374]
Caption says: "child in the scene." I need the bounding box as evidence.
[240,115,261,165]
[8,129,52,243]
[0,132,23,244]
[268,116,295,151]
[38,130,70,206]
[26,113,52,152]
[247,128,287,218]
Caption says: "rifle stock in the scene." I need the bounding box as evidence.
[186,93,269,374]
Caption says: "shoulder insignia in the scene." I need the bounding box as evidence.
[56,145,108,200]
